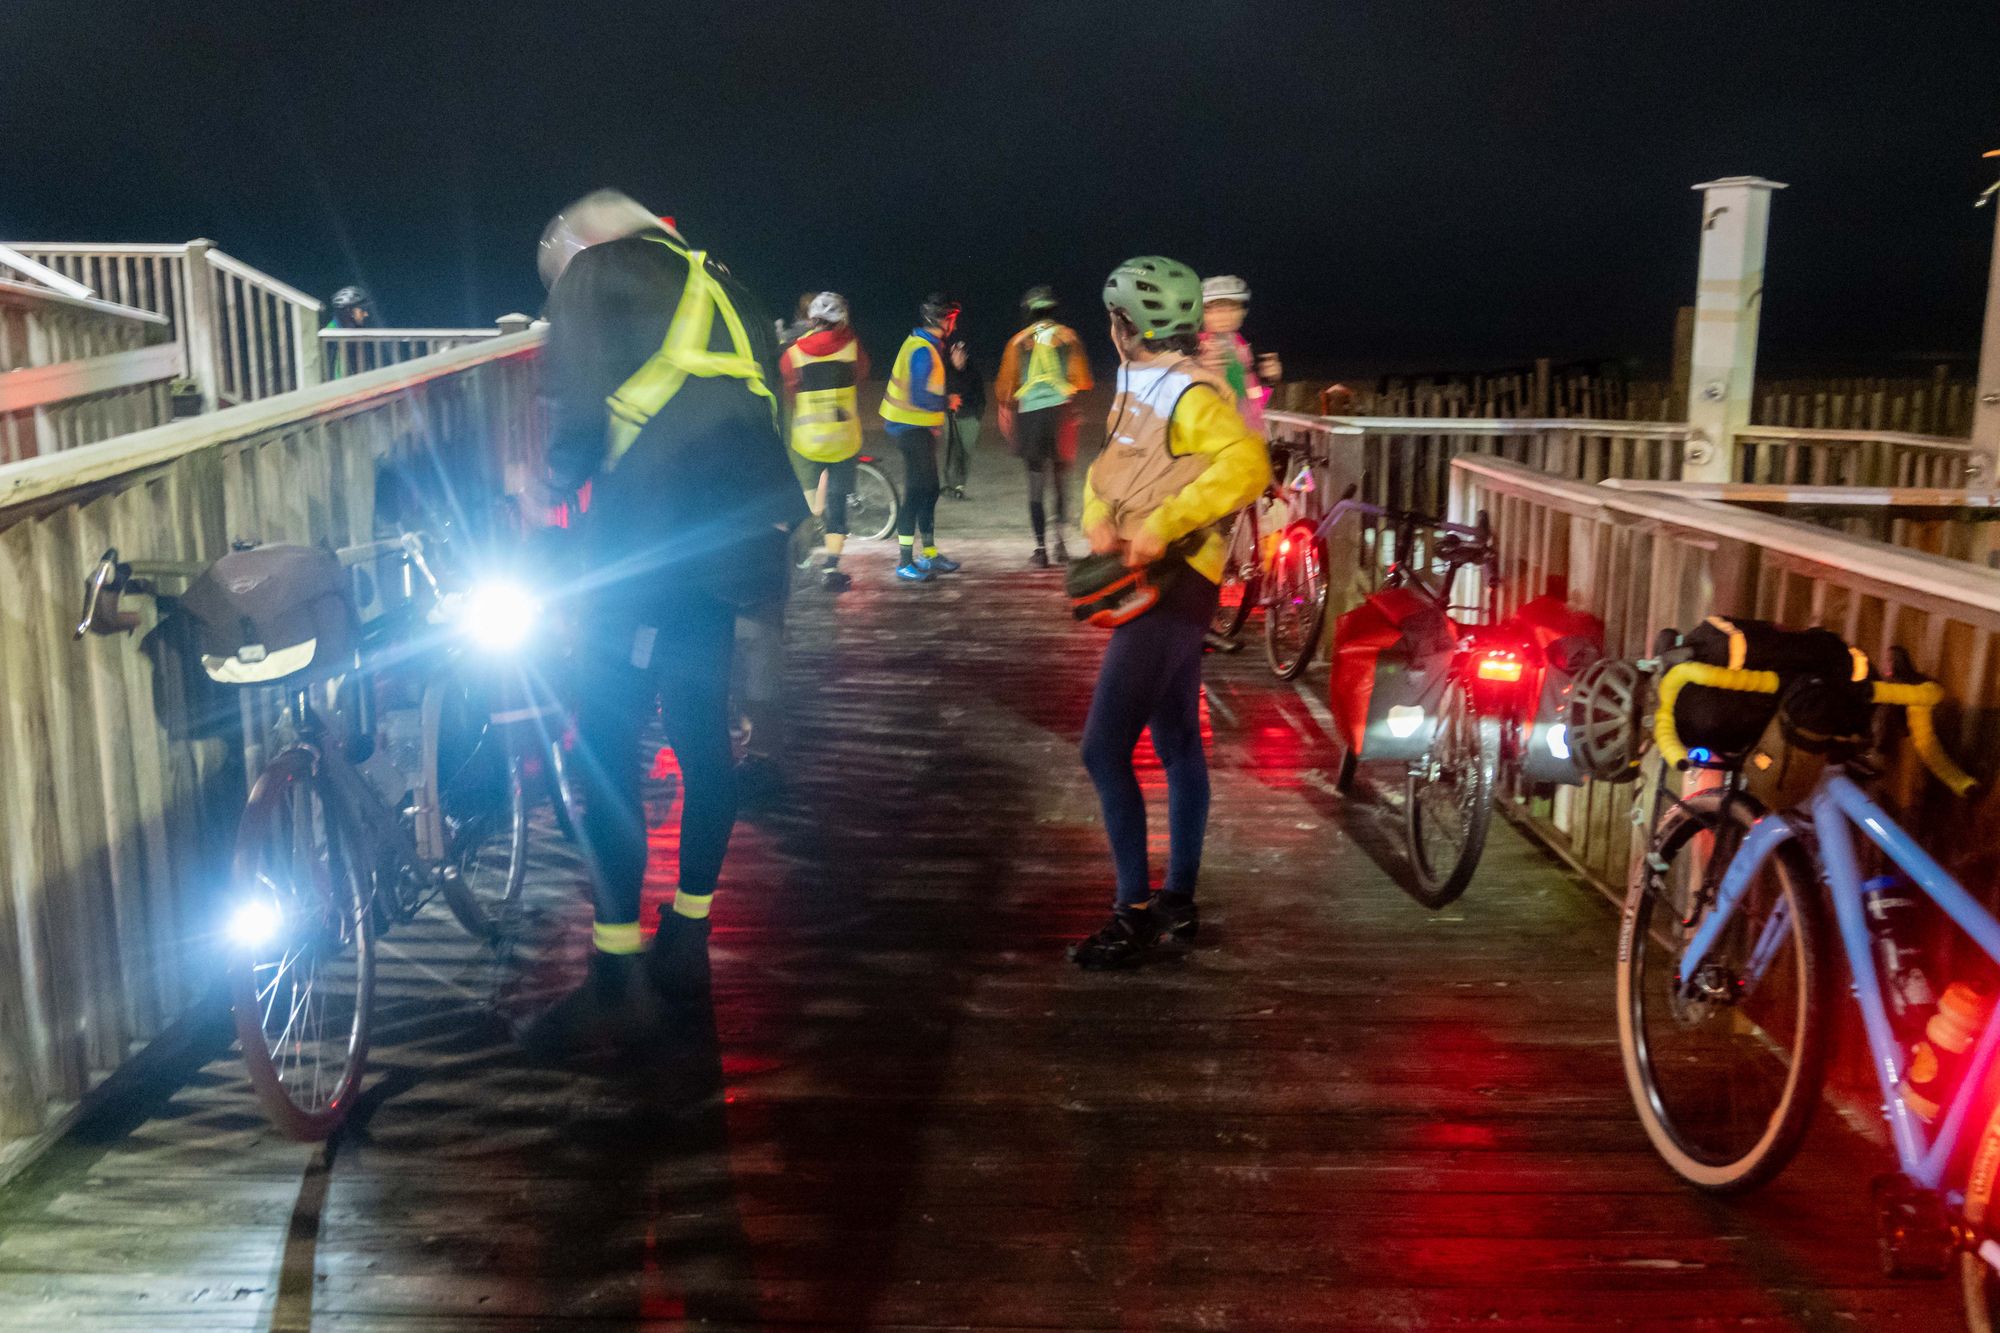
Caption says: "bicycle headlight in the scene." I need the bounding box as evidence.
[227,898,283,950]
[461,579,541,653]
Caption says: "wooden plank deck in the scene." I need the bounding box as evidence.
[0,445,1965,1330]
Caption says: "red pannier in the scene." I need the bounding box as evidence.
[1495,593,1606,785]
[1329,586,1459,762]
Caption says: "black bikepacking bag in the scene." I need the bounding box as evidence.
[1668,616,1860,761]
[178,544,359,686]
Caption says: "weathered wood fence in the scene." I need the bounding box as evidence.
[1,281,182,463]
[0,332,546,1170]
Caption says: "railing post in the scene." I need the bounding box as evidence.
[1683,177,1786,483]
[181,239,225,414]
[495,312,533,336]
[1974,198,2000,485]
[292,299,325,392]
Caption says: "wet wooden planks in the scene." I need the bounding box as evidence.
[0,449,1966,1329]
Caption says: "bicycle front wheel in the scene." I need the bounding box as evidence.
[1403,678,1498,909]
[849,460,900,543]
[229,746,375,1141]
[1616,787,1826,1193]
[427,677,530,943]
[1264,533,1329,680]
[1961,1101,2000,1329]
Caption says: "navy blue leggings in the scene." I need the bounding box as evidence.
[1079,573,1219,908]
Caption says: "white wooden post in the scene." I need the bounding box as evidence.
[1683,177,1786,483]
[495,312,532,336]
[180,239,225,414]
[292,299,326,391]
[1974,200,2000,484]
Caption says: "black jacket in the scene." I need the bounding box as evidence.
[544,234,807,609]
[945,335,987,419]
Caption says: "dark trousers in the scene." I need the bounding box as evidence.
[575,592,739,927]
[1079,574,1219,908]
[803,455,857,536]
[890,425,941,544]
[1018,406,1069,544]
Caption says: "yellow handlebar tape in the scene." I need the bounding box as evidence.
[1653,662,1778,769]
[1649,663,1976,793]
[1872,680,1978,795]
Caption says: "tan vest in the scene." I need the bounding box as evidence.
[1091,358,1234,540]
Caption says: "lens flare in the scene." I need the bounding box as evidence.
[463,580,541,653]
[227,898,282,950]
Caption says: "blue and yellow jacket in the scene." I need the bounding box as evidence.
[880,328,948,429]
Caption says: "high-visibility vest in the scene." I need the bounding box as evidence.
[879,330,946,428]
[1018,321,1075,407]
[603,236,778,471]
[788,339,862,462]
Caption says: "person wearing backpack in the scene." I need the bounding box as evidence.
[528,191,807,1056]
[1071,256,1270,969]
[996,285,1093,566]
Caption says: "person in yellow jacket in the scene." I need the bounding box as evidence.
[878,293,962,582]
[781,291,869,592]
[1071,256,1271,969]
[995,285,1094,566]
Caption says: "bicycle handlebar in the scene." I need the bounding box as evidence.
[1312,496,1486,545]
[1652,661,1976,794]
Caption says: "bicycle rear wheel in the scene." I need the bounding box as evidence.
[1961,1103,2000,1329]
[229,746,375,1141]
[1616,787,1826,1193]
[1264,532,1329,680]
[849,460,900,543]
[1403,677,1498,908]
[1211,510,1259,642]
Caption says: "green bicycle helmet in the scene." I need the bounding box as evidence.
[1102,256,1202,340]
[1021,284,1059,314]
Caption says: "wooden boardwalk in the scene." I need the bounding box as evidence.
[0,448,1965,1330]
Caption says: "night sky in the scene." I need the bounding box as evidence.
[4,1,1997,378]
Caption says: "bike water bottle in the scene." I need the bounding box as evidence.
[1862,874,1937,1034]
[1901,981,1994,1123]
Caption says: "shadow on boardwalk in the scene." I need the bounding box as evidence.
[0,442,1968,1330]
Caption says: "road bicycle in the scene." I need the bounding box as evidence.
[75,531,565,1138]
[1616,648,2000,1327]
[1210,437,1332,679]
[798,454,900,563]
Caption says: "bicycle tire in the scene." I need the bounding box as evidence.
[1403,678,1498,909]
[543,730,582,845]
[1616,787,1827,1193]
[230,746,375,1141]
[850,460,900,543]
[426,677,530,944]
[1211,510,1259,642]
[1265,534,1329,680]
[1961,1103,2000,1329]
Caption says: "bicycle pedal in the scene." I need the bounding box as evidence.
[1871,1173,1953,1278]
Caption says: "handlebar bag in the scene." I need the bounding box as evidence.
[180,544,359,686]
[1330,585,1459,762]
[1671,616,1857,760]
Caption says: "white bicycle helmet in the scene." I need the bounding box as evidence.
[1201,274,1251,305]
[807,291,849,325]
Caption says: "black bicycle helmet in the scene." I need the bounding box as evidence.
[331,285,372,311]
[920,292,961,327]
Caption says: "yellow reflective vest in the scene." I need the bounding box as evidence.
[786,338,863,462]
[603,236,778,470]
[879,329,947,428]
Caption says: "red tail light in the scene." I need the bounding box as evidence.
[1279,537,1293,555]
[1476,651,1525,684]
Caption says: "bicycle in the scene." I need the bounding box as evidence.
[75,532,564,1139]
[796,453,901,567]
[1615,644,2000,1327]
[1313,497,1537,907]
[1210,437,1333,679]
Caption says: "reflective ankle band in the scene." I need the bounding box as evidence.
[593,920,643,955]
[671,892,714,921]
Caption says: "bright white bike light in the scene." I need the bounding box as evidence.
[462,579,541,653]
[1546,723,1571,761]
[1386,705,1425,739]
[227,898,282,950]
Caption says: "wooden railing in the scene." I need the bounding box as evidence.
[1,242,324,412]
[321,317,531,380]
[0,281,182,462]
[1733,425,1972,489]
[0,330,546,1170]
[1446,455,2000,906]
[1600,480,2000,567]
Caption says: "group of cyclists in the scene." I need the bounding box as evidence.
[516,188,1290,1058]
